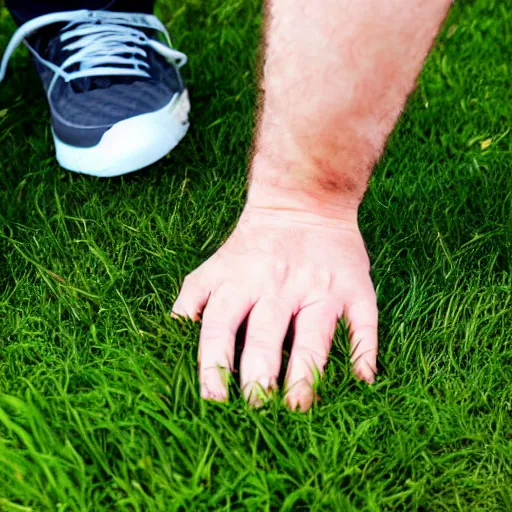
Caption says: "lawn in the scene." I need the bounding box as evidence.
[0,0,511,510]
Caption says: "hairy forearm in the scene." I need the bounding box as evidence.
[249,0,452,215]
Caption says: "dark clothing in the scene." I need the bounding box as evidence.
[7,0,155,24]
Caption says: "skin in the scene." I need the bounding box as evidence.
[173,0,453,411]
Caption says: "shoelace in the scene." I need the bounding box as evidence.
[0,9,187,93]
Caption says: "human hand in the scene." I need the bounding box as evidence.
[172,205,378,411]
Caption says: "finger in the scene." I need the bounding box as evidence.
[285,303,338,412]
[345,295,379,384]
[240,297,293,407]
[172,273,210,321]
[199,285,254,402]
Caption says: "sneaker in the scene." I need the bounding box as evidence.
[0,9,190,177]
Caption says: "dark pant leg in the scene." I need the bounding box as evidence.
[7,0,156,24]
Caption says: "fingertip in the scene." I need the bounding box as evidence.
[244,388,264,408]
[358,372,375,385]
[201,387,229,402]
[285,392,314,412]
[200,366,230,403]
[284,379,315,412]
[353,360,377,384]
[171,304,201,322]
[346,298,379,381]
[243,378,277,408]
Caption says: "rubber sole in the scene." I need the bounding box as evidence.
[54,89,190,178]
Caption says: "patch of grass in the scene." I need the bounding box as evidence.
[0,0,511,510]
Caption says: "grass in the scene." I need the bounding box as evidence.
[0,0,511,510]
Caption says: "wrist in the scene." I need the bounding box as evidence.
[248,153,362,224]
[246,184,359,227]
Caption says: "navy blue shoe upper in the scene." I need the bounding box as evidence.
[1,10,186,148]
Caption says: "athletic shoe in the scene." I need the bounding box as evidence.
[0,9,190,177]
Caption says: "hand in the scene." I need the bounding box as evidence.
[172,205,378,411]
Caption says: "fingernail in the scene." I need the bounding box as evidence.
[285,389,314,412]
[354,364,376,384]
[284,379,315,412]
[243,377,277,408]
[201,388,228,402]
[200,367,230,402]
[201,380,229,402]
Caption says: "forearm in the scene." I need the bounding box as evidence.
[249,0,452,216]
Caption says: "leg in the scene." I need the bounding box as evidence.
[6,0,155,24]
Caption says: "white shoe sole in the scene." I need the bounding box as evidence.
[54,89,190,178]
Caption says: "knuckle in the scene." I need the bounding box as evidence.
[260,295,290,314]
[207,284,241,310]
[250,259,268,276]
[272,260,290,287]
[351,324,378,337]
[350,295,378,313]
[315,269,335,290]
[351,345,378,360]
[182,273,198,289]
[250,260,290,290]
[200,321,236,342]
[292,344,328,367]
[245,330,278,350]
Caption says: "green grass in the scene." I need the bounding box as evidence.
[0,0,511,510]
